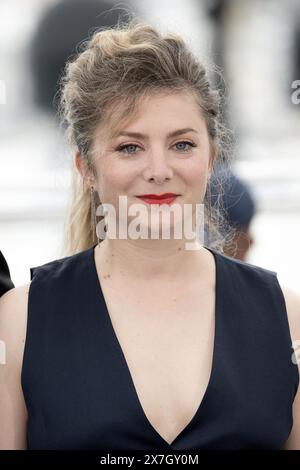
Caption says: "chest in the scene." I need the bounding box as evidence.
[99,277,216,445]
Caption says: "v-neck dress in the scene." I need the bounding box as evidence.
[21,244,299,450]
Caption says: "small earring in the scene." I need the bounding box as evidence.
[90,185,97,245]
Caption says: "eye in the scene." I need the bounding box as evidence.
[116,143,141,155]
[174,141,197,152]
[116,140,197,156]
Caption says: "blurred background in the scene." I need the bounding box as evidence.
[0,0,300,291]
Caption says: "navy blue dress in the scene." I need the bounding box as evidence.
[21,244,299,450]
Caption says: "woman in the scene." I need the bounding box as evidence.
[0,19,299,451]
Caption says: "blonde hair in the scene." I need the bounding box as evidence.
[58,16,234,257]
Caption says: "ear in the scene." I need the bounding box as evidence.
[75,150,95,187]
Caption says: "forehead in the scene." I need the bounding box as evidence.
[93,89,206,148]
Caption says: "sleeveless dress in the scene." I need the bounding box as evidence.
[21,244,299,450]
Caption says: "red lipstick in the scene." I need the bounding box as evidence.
[136,193,180,205]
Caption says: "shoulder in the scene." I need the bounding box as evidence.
[0,284,31,368]
[225,252,300,344]
[29,248,92,282]
[276,278,300,450]
[0,284,31,449]
[216,249,276,275]
[277,279,300,388]
[0,283,30,323]
[277,279,300,351]
[214,250,278,290]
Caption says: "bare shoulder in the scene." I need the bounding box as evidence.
[0,282,31,381]
[0,283,30,449]
[277,279,300,344]
[276,277,300,450]
[0,283,30,305]
[0,283,31,356]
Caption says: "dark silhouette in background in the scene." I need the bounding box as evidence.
[209,162,257,261]
[0,252,14,297]
[29,0,131,113]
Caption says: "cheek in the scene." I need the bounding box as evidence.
[182,158,209,186]
[98,161,134,198]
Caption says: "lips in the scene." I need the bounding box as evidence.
[137,193,179,199]
[136,193,180,205]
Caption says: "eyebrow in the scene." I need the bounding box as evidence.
[114,127,199,139]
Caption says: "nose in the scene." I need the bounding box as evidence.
[142,149,173,184]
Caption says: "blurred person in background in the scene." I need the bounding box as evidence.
[208,161,256,261]
[30,0,133,114]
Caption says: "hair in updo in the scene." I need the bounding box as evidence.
[58,16,234,256]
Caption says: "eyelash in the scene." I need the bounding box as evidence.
[116,140,197,155]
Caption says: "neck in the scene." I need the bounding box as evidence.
[95,235,206,282]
